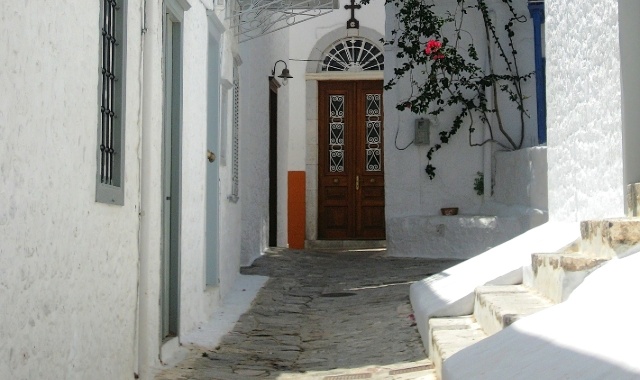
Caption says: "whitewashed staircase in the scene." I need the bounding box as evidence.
[426,217,640,379]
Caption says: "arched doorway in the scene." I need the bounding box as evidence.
[304,30,386,245]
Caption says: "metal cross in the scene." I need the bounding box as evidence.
[344,0,361,29]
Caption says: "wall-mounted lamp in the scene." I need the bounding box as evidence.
[272,60,293,86]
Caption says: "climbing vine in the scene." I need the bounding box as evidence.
[362,0,532,179]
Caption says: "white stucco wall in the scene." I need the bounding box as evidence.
[130,1,248,377]
[178,4,245,337]
[384,0,538,258]
[546,0,625,221]
[137,0,165,376]
[1,2,248,379]
[215,12,244,317]
[179,4,210,336]
[384,0,537,222]
[178,2,240,338]
[239,30,289,263]
[493,148,547,210]
[0,2,142,379]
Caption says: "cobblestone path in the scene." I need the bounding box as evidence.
[156,248,460,379]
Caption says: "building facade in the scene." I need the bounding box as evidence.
[1,1,248,378]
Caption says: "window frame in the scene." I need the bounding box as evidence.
[96,0,127,205]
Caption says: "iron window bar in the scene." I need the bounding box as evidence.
[100,0,119,185]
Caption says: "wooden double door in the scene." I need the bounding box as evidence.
[318,80,385,240]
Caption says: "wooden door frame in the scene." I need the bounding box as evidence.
[316,80,385,240]
[269,77,280,247]
[304,73,384,242]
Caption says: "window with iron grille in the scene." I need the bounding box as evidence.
[96,0,127,205]
[229,62,240,202]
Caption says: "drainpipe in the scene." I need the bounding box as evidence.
[528,0,546,145]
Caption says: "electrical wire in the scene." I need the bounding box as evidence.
[395,121,414,150]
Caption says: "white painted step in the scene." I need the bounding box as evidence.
[580,218,640,259]
[525,252,608,303]
[473,285,553,336]
[428,316,487,379]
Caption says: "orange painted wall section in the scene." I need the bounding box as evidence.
[287,171,306,249]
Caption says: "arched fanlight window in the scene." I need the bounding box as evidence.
[320,37,384,72]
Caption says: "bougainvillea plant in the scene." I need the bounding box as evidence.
[361,0,532,179]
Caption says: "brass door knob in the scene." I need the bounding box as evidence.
[207,150,216,163]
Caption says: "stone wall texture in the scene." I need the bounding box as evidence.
[546,0,625,221]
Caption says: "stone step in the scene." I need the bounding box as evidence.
[580,218,640,259]
[287,360,437,379]
[428,316,487,380]
[473,285,553,336]
[524,253,608,303]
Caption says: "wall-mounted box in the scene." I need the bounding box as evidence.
[414,118,430,145]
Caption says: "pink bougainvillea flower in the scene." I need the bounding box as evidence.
[425,39,445,60]
[425,39,441,54]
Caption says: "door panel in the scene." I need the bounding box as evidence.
[318,81,385,240]
[162,12,182,340]
[269,80,278,247]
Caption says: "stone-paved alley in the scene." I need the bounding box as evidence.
[155,248,460,379]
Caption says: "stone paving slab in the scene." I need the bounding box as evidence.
[155,248,460,379]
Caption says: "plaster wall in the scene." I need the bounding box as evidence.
[137,0,166,376]
[138,0,249,375]
[177,4,245,337]
[178,2,222,338]
[215,11,244,314]
[546,0,625,221]
[0,2,142,378]
[384,0,538,258]
[386,147,548,259]
[492,147,548,212]
[384,0,537,222]
[385,1,536,218]
[239,29,289,263]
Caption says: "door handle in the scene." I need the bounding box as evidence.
[207,150,216,163]
[356,175,359,191]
